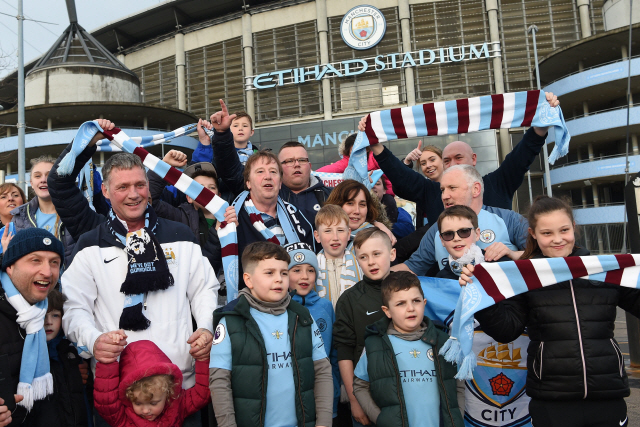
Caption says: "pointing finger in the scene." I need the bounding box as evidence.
[219,99,228,115]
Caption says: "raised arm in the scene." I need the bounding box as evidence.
[210,100,245,197]
[93,362,127,427]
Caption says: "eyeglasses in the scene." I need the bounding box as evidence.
[281,157,310,166]
[440,228,473,241]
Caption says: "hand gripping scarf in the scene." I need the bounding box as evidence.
[441,254,640,380]
[58,121,240,302]
[344,90,571,186]
[105,208,174,331]
[1,272,53,411]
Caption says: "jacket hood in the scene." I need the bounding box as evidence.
[118,340,183,406]
[291,289,320,306]
[10,197,38,220]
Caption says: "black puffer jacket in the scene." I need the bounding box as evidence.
[475,247,640,401]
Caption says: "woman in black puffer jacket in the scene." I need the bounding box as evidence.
[463,196,640,427]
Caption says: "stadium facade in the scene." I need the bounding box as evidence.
[0,0,637,254]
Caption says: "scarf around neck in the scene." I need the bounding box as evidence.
[106,207,174,331]
[448,244,485,276]
[346,222,374,251]
[239,288,291,316]
[344,90,570,186]
[315,249,362,306]
[441,253,640,380]
[1,272,53,411]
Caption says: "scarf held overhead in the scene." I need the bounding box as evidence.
[61,121,239,303]
[441,254,640,380]
[1,272,53,411]
[344,90,570,186]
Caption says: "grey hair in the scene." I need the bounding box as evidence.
[102,153,147,187]
[443,164,484,197]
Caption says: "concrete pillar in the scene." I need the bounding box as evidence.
[577,147,582,162]
[175,32,186,110]
[242,14,255,122]
[486,0,511,161]
[632,134,639,155]
[143,117,148,130]
[592,182,599,206]
[622,44,628,59]
[398,0,415,106]
[583,101,589,117]
[6,128,10,137]
[100,152,104,166]
[577,0,592,38]
[47,118,52,131]
[117,53,125,64]
[588,142,594,160]
[316,0,332,119]
[6,163,10,175]
[581,187,587,207]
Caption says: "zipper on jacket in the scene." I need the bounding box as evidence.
[291,315,306,424]
[433,337,456,426]
[27,203,37,228]
[534,342,544,380]
[611,338,624,377]
[569,280,588,399]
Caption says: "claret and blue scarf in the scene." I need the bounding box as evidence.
[440,254,640,380]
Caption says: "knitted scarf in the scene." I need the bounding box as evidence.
[60,121,238,305]
[93,124,198,152]
[344,90,570,185]
[1,272,53,411]
[315,249,362,306]
[314,169,384,190]
[346,222,374,251]
[441,254,640,380]
[106,208,174,331]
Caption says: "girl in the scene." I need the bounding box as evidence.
[94,338,210,427]
[403,143,444,182]
[325,180,394,248]
[459,196,640,427]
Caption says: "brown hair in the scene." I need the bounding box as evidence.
[0,183,26,206]
[47,289,66,314]
[243,150,283,187]
[125,374,176,404]
[241,241,291,274]
[520,196,576,260]
[421,145,442,158]
[315,204,350,229]
[352,226,391,251]
[381,271,424,307]
[232,111,253,129]
[325,180,378,224]
[437,205,478,232]
[190,169,218,185]
[278,141,307,154]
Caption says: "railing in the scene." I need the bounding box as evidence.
[551,153,636,169]
[543,54,640,87]
[563,103,640,122]
[572,202,626,209]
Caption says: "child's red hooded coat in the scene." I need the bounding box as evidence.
[94,340,210,427]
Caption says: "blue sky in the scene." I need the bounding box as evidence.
[0,0,162,78]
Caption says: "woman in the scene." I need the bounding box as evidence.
[0,183,25,228]
[317,133,394,196]
[325,179,395,248]
[403,143,444,182]
[460,196,640,427]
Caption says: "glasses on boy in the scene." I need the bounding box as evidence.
[440,227,473,241]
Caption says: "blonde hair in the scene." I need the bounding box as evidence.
[315,204,350,229]
[125,374,175,404]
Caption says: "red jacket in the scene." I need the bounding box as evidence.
[94,340,210,427]
[316,152,395,196]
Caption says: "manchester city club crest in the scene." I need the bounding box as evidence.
[340,5,386,50]
[294,252,305,263]
[479,229,496,244]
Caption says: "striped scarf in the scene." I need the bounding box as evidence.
[441,254,640,380]
[59,121,239,303]
[344,90,570,185]
[346,221,374,251]
[315,249,362,307]
[314,169,384,190]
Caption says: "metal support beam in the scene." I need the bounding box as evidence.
[576,0,592,38]
[17,0,26,193]
[242,13,255,121]
[316,0,332,119]
[624,175,640,366]
[398,0,415,106]
[175,32,186,110]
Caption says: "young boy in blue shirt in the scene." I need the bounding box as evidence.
[284,242,341,421]
[353,271,464,427]
[208,241,333,427]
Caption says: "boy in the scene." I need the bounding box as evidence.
[433,205,530,426]
[45,289,93,426]
[208,241,333,427]
[333,227,395,426]
[314,204,362,308]
[352,271,464,427]
[194,111,258,166]
[285,242,340,421]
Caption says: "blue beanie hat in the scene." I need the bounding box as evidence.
[2,228,65,271]
[284,242,319,273]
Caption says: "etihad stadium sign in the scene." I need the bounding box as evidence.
[248,42,498,90]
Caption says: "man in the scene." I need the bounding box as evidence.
[208,100,315,291]
[359,92,560,221]
[0,228,64,426]
[393,164,528,275]
[49,120,218,427]
[278,141,332,216]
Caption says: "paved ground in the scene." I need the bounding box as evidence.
[616,308,640,426]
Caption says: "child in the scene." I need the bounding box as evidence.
[194,111,258,166]
[208,241,334,427]
[285,242,341,421]
[461,196,640,427]
[352,271,464,427]
[333,227,395,426]
[94,337,210,426]
[313,204,363,308]
[45,289,93,427]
